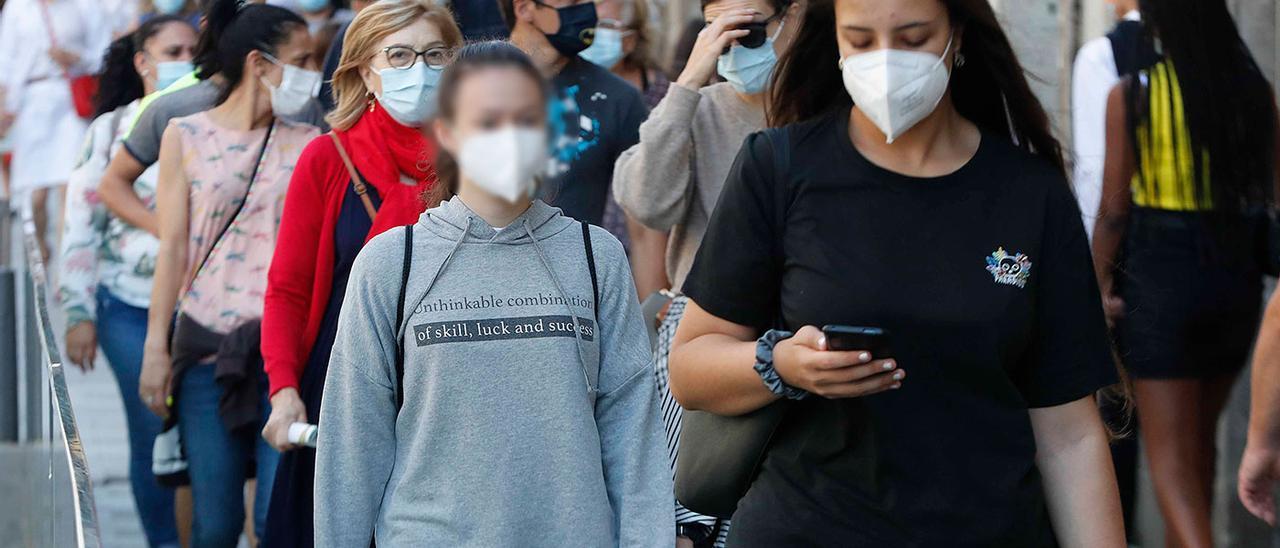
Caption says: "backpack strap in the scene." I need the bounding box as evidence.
[394,224,413,412]
[328,132,379,222]
[581,221,599,318]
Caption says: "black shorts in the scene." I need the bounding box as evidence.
[1115,208,1263,379]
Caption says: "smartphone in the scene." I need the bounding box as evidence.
[821,325,892,358]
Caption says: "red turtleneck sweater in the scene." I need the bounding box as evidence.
[262,103,436,396]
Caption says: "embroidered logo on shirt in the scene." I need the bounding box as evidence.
[985,247,1032,288]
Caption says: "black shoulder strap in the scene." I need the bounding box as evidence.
[395,224,413,412]
[581,221,599,318]
[185,119,275,293]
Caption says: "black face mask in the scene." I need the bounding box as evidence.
[539,1,598,57]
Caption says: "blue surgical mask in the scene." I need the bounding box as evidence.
[153,0,185,15]
[297,0,330,12]
[155,61,192,91]
[581,27,625,69]
[716,18,784,94]
[376,63,443,126]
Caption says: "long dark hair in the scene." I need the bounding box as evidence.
[197,0,306,104]
[768,0,1065,174]
[94,16,191,118]
[1131,0,1274,211]
[425,41,550,207]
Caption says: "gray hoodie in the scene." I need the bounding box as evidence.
[314,197,675,547]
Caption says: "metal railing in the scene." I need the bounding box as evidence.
[1,196,102,548]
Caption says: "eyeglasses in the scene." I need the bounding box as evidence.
[596,18,636,34]
[381,46,453,70]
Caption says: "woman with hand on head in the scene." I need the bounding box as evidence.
[58,16,196,548]
[610,0,798,543]
[138,0,321,544]
[315,41,673,547]
[258,2,462,546]
[670,0,1125,545]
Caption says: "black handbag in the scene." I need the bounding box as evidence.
[673,128,793,519]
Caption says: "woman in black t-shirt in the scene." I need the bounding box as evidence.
[669,0,1125,546]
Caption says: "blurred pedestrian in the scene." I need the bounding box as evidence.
[144,0,204,28]
[98,0,328,240]
[58,17,196,548]
[671,0,1125,545]
[1068,1,1157,540]
[314,41,673,547]
[1091,0,1276,545]
[612,0,797,543]
[1240,289,1280,528]
[296,0,354,68]
[0,0,111,261]
[502,0,648,226]
[258,2,462,546]
[136,1,321,545]
[587,0,672,300]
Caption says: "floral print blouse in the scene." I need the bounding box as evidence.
[59,100,157,325]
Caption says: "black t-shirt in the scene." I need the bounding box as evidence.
[540,56,648,225]
[682,110,1118,547]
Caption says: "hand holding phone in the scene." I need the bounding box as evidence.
[771,325,905,399]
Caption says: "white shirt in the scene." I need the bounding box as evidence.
[1071,10,1141,242]
[0,0,110,112]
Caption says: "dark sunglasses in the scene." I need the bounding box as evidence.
[735,12,784,49]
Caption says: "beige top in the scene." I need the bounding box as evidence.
[612,82,765,290]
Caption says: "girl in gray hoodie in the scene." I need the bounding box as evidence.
[314,41,674,547]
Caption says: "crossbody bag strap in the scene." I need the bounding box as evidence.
[183,119,276,293]
[394,224,413,413]
[35,0,71,80]
[327,132,378,222]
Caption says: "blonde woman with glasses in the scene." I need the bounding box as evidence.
[258,1,462,546]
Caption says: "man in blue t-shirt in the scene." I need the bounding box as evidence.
[502,0,647,225]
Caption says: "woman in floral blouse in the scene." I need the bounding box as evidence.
[57,15,196,548]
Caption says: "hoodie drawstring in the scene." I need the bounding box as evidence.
[524,218,598,398]
[397,216,472,343]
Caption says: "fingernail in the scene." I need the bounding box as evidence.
[893,371,905,380]
[891,383,902,389]
[882,361,895,370]
[859,352,871,363]
[818,336,826,349]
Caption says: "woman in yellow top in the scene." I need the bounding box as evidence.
[1092,0,1277,545]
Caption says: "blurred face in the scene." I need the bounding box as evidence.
[704,0,797,58]
[135,22,199,90]
[252,26,318,90]
[1106,0,1138,18]
[436,67,546,154]
[595,0,637,55]
[517,0,594,35]
[360,18,449,97]
[834,0,958,64]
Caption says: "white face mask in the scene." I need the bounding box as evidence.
[260,51,321,117]
[839,34,955,144]
[457,126,548,203]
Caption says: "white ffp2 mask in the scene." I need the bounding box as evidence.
[458,126,548,203]
[260,52,321,117]
[839,35,954,144]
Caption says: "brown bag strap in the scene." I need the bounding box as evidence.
[328,132,378,222]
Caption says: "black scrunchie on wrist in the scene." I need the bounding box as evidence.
[754,329,809,400]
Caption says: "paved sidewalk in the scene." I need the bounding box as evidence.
[64,359,146,548]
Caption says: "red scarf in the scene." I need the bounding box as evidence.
[335,100,437,240]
